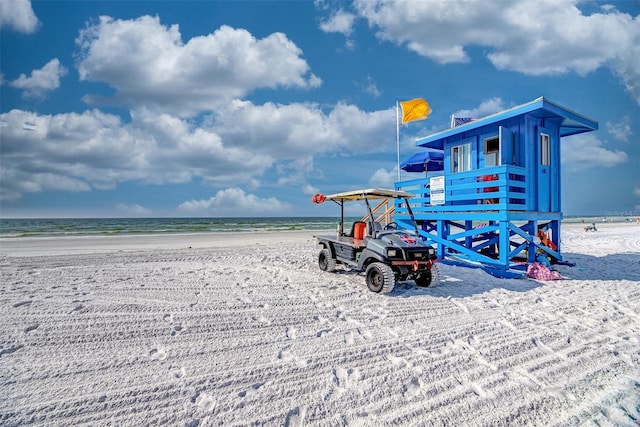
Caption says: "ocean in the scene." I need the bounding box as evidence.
[0,216,632,239]
[0,217,349,238]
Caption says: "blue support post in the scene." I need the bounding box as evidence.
[499,220,509,269]
[393,98,597,274]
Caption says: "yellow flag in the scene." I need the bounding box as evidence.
[400,98,432,124]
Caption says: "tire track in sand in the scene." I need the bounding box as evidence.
[2,243,638,426]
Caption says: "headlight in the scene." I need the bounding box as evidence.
[387,249,398,257]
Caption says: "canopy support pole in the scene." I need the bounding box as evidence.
[396,101,401,181]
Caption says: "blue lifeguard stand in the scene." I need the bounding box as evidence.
[393,97,598,275]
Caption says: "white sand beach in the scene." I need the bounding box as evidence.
[1,223,639,426]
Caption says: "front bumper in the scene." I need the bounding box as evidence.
[390,259,436,271]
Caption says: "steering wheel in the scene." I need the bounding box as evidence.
[384,222,398,230]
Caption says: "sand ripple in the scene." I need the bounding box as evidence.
[1,227,639,426]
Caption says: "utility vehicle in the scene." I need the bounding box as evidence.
[312,189,440,294]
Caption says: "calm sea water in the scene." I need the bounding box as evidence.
[0,217,355,238]
[0,216,631,238]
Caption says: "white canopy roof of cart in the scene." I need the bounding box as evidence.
[323,188,415,201]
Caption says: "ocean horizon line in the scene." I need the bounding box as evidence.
[1,215,636,239]
[0,217,347,239]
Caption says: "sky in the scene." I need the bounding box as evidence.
[1,0,639,218]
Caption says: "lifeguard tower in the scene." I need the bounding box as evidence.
[392,97,598,275]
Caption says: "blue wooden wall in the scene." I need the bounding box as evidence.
[394,97,597,273]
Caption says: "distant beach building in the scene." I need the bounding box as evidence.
[393,97,598,275]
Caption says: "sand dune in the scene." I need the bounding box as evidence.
[1,224,639,426]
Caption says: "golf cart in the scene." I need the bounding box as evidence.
[312,188,440,294]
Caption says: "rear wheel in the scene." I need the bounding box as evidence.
[415,263,440,287]
[318,249,336,272]
[365,262,395,294]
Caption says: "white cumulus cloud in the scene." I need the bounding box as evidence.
[352,0,640,105]
[178,188,289,216]
[10,58,67,98]
[75,16,322,116]
[368,167,397,188]
[0,99,403,201]
[319,8,356,36]
[209,100,396,157]
[561,133,628,172]
[0,0,40,33]
[115,203,152,216]
[606,116,633,142]
[302,184,320,195]
[0,108,273,201]
[452,97,507,120]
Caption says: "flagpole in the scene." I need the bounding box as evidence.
[396,101,400,182]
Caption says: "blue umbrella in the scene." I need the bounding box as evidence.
[400,151,444,173]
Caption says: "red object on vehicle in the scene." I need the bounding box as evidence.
[353,222,366,239]
[312,193,326,204]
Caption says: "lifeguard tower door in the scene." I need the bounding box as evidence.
[537,128,552,211]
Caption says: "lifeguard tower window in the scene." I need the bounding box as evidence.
[483,136,500,167]
[540,133,551,166]
[452,142,472,173]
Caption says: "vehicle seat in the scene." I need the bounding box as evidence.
[353,221,367,240]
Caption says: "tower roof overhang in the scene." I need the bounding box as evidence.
[416,97,598,150]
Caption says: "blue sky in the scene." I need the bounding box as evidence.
[1,0,639,218]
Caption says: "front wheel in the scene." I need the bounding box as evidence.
[318,249,336,272]
[415,263,440,287]
[365,262,396,294]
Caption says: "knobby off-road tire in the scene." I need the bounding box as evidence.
[365,262,395,294]
[318,249,336,272]
[415,263,441,287]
